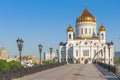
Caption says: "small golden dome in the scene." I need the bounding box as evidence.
[67,25,73,32]
[76,8,96,23]
[99,24,106,31]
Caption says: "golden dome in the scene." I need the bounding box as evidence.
[76,8,96,23]
[67,25,73,32]
[99,24,106,31]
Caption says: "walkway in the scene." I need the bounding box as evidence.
[13,64,107,80]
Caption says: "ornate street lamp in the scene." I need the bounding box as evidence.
[107,44,110,72]
[49,47,53,60]
[56,49,59,62]
[16,38,24,77]
[16,38,24,66]
[38,44,43,65]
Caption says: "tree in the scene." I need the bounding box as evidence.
[0,59,21,70]
[0,59,9,70]
[8,60,21,69]
[42,60,54,65]
[114,57,120,64]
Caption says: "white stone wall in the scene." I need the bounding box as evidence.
[59,39,114,65]
[45,52,56,61]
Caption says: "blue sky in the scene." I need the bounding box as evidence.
[0,0,120,58]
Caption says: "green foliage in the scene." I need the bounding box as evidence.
[42,60,56,65]
[0,59,9,70]
[8,60,21,69]
[0,59,21,70]
[114,57,120,64]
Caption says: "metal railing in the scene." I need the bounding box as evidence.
[97,62,116,74]
[0,62,66,80]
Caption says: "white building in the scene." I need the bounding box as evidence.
[59,8,114,65]
[0,46,9,60]
[45,52,57,61]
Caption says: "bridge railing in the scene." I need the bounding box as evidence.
[97,62,116,74]
[0,62,67,80]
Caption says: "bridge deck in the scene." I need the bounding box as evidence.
[13,64,109,80]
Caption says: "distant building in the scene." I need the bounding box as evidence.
[14,55,37,66]
[44,52,57,61]
[0,46,9,60]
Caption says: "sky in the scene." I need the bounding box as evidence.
[0,0,120,59]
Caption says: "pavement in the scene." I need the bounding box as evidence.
[13,64,111,80]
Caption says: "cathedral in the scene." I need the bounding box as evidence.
[0,46,9,60]
[59,8,114,65]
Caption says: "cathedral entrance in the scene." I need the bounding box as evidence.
[84,59,88,64]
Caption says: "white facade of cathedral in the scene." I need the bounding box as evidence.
[59,8,114,65]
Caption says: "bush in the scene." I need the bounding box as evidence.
[0,59,21,70]
[114,57,120,64]
[8,60,21,69]
[0,59,9,70]
[42,60,55,65]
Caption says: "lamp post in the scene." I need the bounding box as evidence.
[49,47,53,60]
[108,44,110,72]
[44,52,45,60]
[16,38,24,66]
[38,44,43,65]
[16,38,24,77]
[56,49,59,62]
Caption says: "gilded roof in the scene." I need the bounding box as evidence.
[99,24,106,31]
[76,8,96,23]
[67,25,73,32]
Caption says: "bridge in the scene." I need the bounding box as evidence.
[13,64,118,80]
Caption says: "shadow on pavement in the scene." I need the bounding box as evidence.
[72,73,84,76]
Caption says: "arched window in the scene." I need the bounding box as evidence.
[81,28,83,34]
[101,33,104,39]
[69,34,71,39]
[78,29,79,35]
[76,50,78,57]
[89,28,91,34]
